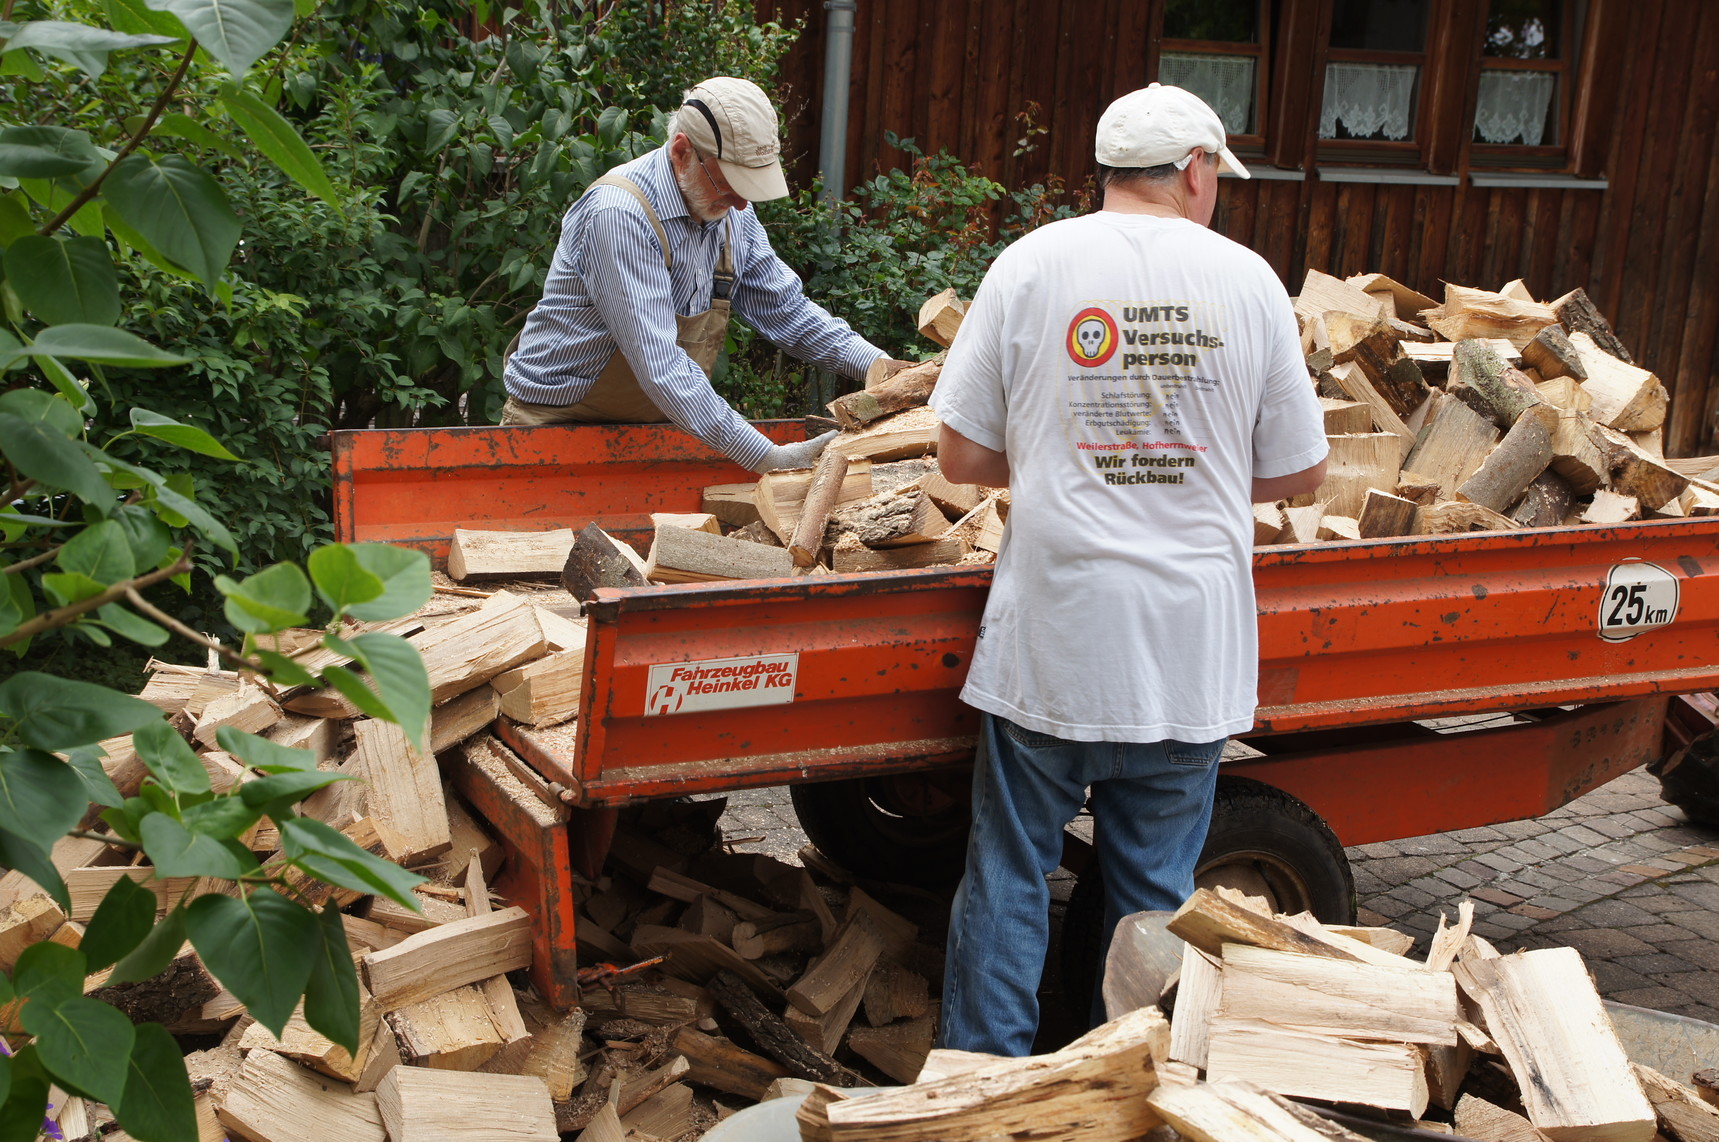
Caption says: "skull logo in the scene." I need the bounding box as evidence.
[1075,318,1108,360]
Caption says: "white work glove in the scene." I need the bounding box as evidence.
[752,429,839,473]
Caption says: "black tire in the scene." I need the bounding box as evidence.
[1059,776,1355,1022]
[1650,722,1719,828]
[790,769,973,888]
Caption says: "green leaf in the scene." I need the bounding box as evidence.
[180,793,262,838]
[42,569,107,608]
[0,1071,46,1142]
[331,631,430,749]
[13,940,87,1007]
[0,747,87,851]
[215,561,311,633]
[27,324,193,367]
[239,768,349,812]
[251,648,317,689]
[82,874,160,974]
[319,664,391,721]
[110,503,173,569]
[34,352,96,416]
[306,543,382,613]
[0,411,113,507]
[66,744,124,807]
[117,1022,197,1141]
[102,205,191,283]
[5,236,121,326]
[281,817,425,907]
[140,812,247,877]
[22,994,135,1105]
[106,903,186,985]
[127,408,240,459]
[302,903,360,1055]
[153,111,244,159]
[0,1053,9,1118]
[185,888,317,1035]
[0,192,35,245]
[0,20,175,78]
[343,544,432,621]
[0,673,159,750]
[216,726,315,772]
[105,0,189,38]
[102,154,239,290]
[220,84,341,209]
[0,827,68,911]
[424,107,459,155]
[597,105,627,148]
[0,126,102,179]
[0,386,83,436]
[132,718,211,796]
[144,0,293,75]
[95,601,171,646]
[57,518,137,583]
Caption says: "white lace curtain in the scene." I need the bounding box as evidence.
[1319,62,1417,140]
[1474,70,1556,145]
[1158,52,1256,135]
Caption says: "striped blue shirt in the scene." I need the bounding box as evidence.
[504,147,886,469]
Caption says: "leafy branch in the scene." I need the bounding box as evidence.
[39,41,201,238]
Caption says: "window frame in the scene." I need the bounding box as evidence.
[1312,0,1454,167]
[1146,1,1276,151]
[1467,1,1583,168]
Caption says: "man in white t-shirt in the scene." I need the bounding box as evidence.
[928,84,1329,1055]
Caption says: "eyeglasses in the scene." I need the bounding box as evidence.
[689,147,729,200]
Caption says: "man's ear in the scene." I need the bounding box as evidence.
[1182,150,1209,192]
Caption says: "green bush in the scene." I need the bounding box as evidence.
[1,2,438,1136]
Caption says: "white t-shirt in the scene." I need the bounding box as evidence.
[930,210,1327,742]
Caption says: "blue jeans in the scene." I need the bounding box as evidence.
[937,712,1223,1056]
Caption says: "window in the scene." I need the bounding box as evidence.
[1152,0,1271,144]
[1472,0,1581,166]
[1319,0,1431,150]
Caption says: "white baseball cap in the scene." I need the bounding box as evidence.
[677,77,791,202]
[1095,83,1250,179]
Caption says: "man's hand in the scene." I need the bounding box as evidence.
[753,429,840,473]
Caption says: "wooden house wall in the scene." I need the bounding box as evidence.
[758,0,1719,456]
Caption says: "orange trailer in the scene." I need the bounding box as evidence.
[332,422,1719,1006]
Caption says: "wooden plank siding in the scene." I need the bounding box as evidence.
[757,0,1719,454]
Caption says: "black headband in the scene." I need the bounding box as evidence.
[683,98,724,159]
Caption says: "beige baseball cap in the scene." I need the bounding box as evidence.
[1095,83,1250,178]
[677,77,791,202]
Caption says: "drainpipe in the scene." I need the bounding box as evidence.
[818,0,856,206]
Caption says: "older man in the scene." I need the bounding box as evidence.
[929,83,1329,1055]
[503,76,907,472]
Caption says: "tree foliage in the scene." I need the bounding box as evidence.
[1,2,433,1136]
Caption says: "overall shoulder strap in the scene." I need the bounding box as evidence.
[587,173,673,272]
[712,216,736,301]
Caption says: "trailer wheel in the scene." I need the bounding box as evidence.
[790,770,973,889]
[1650,719,1719,828]
[1058,777,1355,1021]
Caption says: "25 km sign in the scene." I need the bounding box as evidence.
[1597,560,1680,642]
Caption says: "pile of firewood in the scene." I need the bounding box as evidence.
[1278,270,1719,542]
[0,587,593,1139]
[795,885,1719,1142]
[561,809,949,1136]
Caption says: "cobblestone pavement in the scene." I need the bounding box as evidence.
[718,764,1719,1024]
